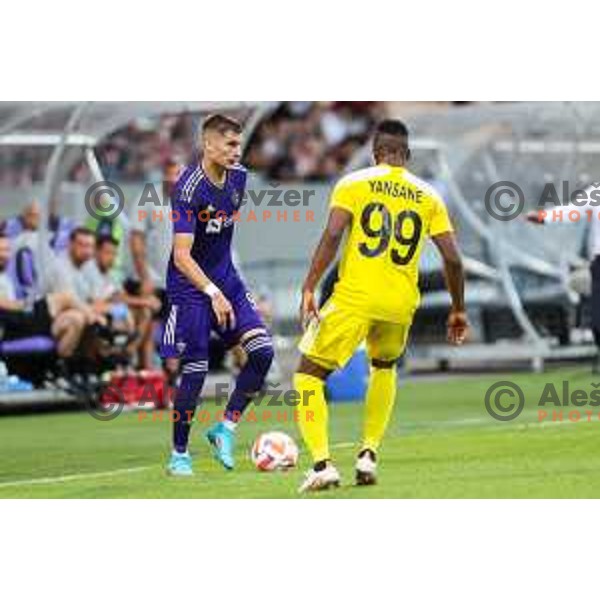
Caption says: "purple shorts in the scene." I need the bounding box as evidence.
[160,286,266,361]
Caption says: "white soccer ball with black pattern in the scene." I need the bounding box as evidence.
[251,431,299,472]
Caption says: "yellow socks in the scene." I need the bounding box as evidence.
[294,373,330,463]
[294,366,396,464]
[362,366,397,453]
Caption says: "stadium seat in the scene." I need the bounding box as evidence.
[8,246,38,300]
[0,336,56,356]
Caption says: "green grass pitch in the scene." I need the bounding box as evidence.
[1,366,600,498]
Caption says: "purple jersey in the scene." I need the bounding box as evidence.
[166,163,247,305]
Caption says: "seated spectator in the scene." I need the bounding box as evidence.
[0,236,20,310]
[82,236,124,312]
[46,227,103,309]
[84,235,159,368]
[0,233,88,359]
[2,199,74,253]
[1,200,76,303]
[2,199,42,238]
[2,201,45,300]
[80,235,137,365]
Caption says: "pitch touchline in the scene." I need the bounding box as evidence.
[0,446,354,489]
[0,417,586,489]
[0,445,354,489]
[0,466,153,489]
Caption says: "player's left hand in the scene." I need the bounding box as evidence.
[212,291,236,330]
[447,310,469,345]
[300,288,321,330]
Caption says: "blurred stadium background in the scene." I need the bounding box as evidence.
[0,102,600,497]
[1,101,596,395]
[2,101,600,497]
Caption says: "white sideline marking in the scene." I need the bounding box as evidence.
[0,466,152,489]
[0,445,360,489]
[0,415,590,490]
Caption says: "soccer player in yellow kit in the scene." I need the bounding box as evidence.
[294,120,469,492]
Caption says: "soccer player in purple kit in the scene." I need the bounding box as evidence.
[162,114,274,477]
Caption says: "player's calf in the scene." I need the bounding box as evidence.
[208,332,274,470]
[172,360,208,455]
[223,331,274,423]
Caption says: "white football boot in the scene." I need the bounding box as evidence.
[298,463,341,493]
[355,451,377,486]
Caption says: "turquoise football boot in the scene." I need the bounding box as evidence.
[206,422,235,470]
[167,451,193,477]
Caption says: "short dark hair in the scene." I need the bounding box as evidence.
[373,119,410,158]
[96,234,119,249]
[69,226,95,243]
[375,119,410,139]
[202,114,243,136]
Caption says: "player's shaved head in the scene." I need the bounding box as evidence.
[373,119,410,166]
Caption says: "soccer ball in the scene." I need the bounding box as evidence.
[251,431,299,472]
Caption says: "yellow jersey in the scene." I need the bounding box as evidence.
[329,164,453,323]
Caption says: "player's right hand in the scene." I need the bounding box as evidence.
[447,310,469,346]
[212,291,236,330]
[300,288,321,331]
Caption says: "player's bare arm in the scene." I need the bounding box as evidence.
[431,232,468,345]
[173,232,236,329]
[300,207,352,329]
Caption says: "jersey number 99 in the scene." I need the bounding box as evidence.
[358,202,423,266]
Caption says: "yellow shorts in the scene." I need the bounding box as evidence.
[298,297,412,371]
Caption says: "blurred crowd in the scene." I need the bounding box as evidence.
[0,115,198,186]
[245,102,383,181]
[0,102,384,185]
[0,147,51,186]
[95,114,198,182]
